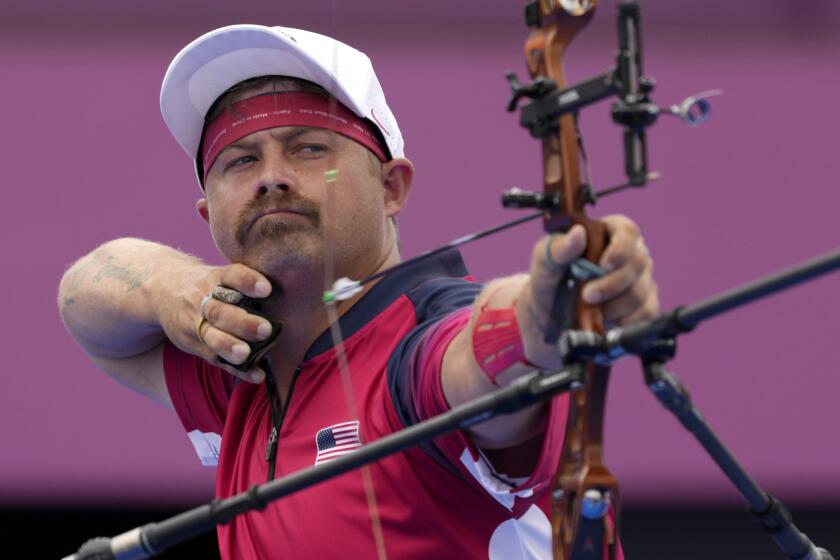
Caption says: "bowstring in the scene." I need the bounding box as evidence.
[322,4,388,558]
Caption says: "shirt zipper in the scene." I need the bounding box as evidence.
[262,360,301,482]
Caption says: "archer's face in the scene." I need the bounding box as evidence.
[198,87,393,288]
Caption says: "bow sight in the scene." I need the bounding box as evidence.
[505,1,720,203]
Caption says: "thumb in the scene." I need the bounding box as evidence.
[530,225,587,293]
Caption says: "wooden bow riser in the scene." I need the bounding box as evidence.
[524,5,621,559]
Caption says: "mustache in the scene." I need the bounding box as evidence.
[234,192,321,246]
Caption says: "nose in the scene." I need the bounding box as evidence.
[253,148,293,199]
[256,183,289,197]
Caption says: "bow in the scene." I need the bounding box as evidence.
[512,2,618,558]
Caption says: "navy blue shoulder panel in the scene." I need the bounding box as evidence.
[386,277,482,473]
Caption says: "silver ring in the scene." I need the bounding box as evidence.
[199,295,213,319]
[543,235,566,273]
[211,285,245,305]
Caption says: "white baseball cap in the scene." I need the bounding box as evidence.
[160,24,404,185]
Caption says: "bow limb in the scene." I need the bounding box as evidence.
[521,3,621,559]
[321,9,388,559]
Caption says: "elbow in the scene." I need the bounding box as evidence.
[58,259,83,319]
[57,255,92,338]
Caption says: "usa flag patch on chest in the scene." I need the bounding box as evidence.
[314,420,362,465]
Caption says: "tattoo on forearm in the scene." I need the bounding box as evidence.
[60,251,147,314]
[92,256,146,290]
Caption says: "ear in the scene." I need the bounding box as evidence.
[196,198,210,224]
[380,157,414,218]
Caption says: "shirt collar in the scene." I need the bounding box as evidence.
[304,249,469,361]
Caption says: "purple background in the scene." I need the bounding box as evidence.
[2,1,838,507]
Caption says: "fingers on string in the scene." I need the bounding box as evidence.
[199,323,266,383]
[201,297,274,343]
[219,263,272,298]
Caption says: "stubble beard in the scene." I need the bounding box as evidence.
[243,218,326,279]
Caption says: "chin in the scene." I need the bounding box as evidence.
[243,236,325,283]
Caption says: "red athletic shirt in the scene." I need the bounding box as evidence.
[163,250,621,559]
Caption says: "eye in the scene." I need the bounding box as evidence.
[294,144,328,157]
[226,155,257,170]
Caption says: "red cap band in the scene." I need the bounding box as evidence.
[201,92,388,181]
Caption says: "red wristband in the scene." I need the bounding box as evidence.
[472,304,535,385]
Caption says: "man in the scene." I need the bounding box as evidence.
[59,25,657,559]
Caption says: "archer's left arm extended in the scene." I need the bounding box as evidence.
[441,215,659,450]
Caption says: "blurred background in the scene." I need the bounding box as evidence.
[1,0,838,557]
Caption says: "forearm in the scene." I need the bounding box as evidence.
[442,274,549,448]
[58,238,209,359]
[442,219,658,450]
